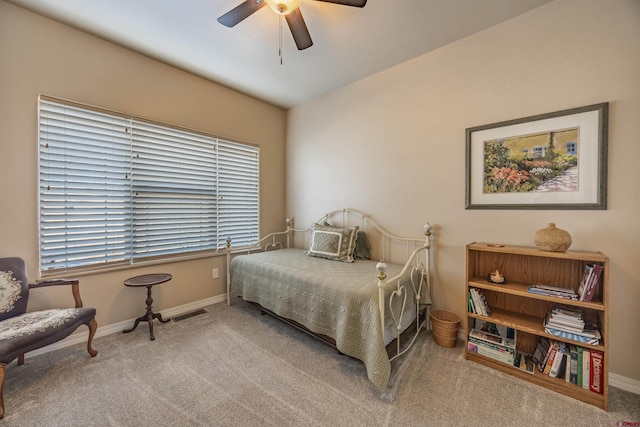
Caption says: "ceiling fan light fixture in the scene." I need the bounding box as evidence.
[263,0,303,15]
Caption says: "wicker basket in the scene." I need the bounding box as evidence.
[430,309,461,348]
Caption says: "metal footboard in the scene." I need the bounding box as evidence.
[376,228,432,361]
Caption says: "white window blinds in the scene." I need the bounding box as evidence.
[217,140,260,248]
[38,96,260,275]
[39,99,132,271]
[131,120,218,261]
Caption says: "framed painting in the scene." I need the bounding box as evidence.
[465,103,608,210]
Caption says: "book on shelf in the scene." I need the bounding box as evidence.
[531,339,585,382]
[532,337,551,372]
[471,288,484,316]
[544,344,605,394]
[543,341,559,375]
[544,323,601,345]
[581,264,604,302]
[530,283,577,294]
[468,336,515,355]
[559,353,569,380]
[545,320,584,334]
[467,327,516,365]
[527,284,578,300]
[468,328,515,349]
[544,314,584,332]
[551,305,583,321]
[548,342,567,378]
[533,338,570,378]
[578,264,593,301]
[577,346,584,387]
[468,291,476,313]
[582,349,591,390]
[469,289,484,315]
[569,345,579,385]
[590,350,604,394]
[467,341,515,365]
[513,351,535,374]
[548,307,584,329]
[543,305,601,345]
[578,263,604,302]
[481,294,491,316]
[474,319,515,340]
[469,288,491,316]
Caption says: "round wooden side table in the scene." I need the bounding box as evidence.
[122,273,172,340]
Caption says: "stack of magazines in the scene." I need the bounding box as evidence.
[527,284,578,300]
[544,305,601,345]
[467,328,516,365]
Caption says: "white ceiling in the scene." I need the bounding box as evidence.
[7,0,553,109]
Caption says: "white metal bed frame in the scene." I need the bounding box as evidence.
[225,208,433,361]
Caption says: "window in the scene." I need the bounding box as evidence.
[38,96,259,275]
[532,146,546,158]
[565,141,577,155]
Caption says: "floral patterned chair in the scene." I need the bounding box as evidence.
[0,257,97,419]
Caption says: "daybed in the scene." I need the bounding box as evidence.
[226,209,433,390]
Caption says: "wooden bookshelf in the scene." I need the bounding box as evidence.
[465,242,609,410]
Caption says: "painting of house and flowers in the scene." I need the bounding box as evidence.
[483,128,579,194]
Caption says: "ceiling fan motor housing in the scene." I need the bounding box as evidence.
[264,0,303,15]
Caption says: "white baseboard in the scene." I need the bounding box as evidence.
[610,372,640,395]
[21,294,226,360]
[19,300,640,396]
[456,327,640,395]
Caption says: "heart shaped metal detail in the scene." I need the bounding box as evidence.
[389,283,407,332]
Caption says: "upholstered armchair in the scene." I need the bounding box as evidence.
[0,257,97,419]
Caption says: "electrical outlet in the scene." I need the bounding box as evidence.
[212,268,219,279]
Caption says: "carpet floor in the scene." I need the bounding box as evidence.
[3,301,639,426]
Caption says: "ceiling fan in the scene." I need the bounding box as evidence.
[217,0,367,51]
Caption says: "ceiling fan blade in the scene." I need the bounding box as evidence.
[285,9,313,50]
[313,0,367,7]
[217,0,266,27]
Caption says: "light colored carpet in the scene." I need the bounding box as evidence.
[3,301,639,426]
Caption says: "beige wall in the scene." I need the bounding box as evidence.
[287,0,640,382]
[0,2,286,326]
[2,0,639,388]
